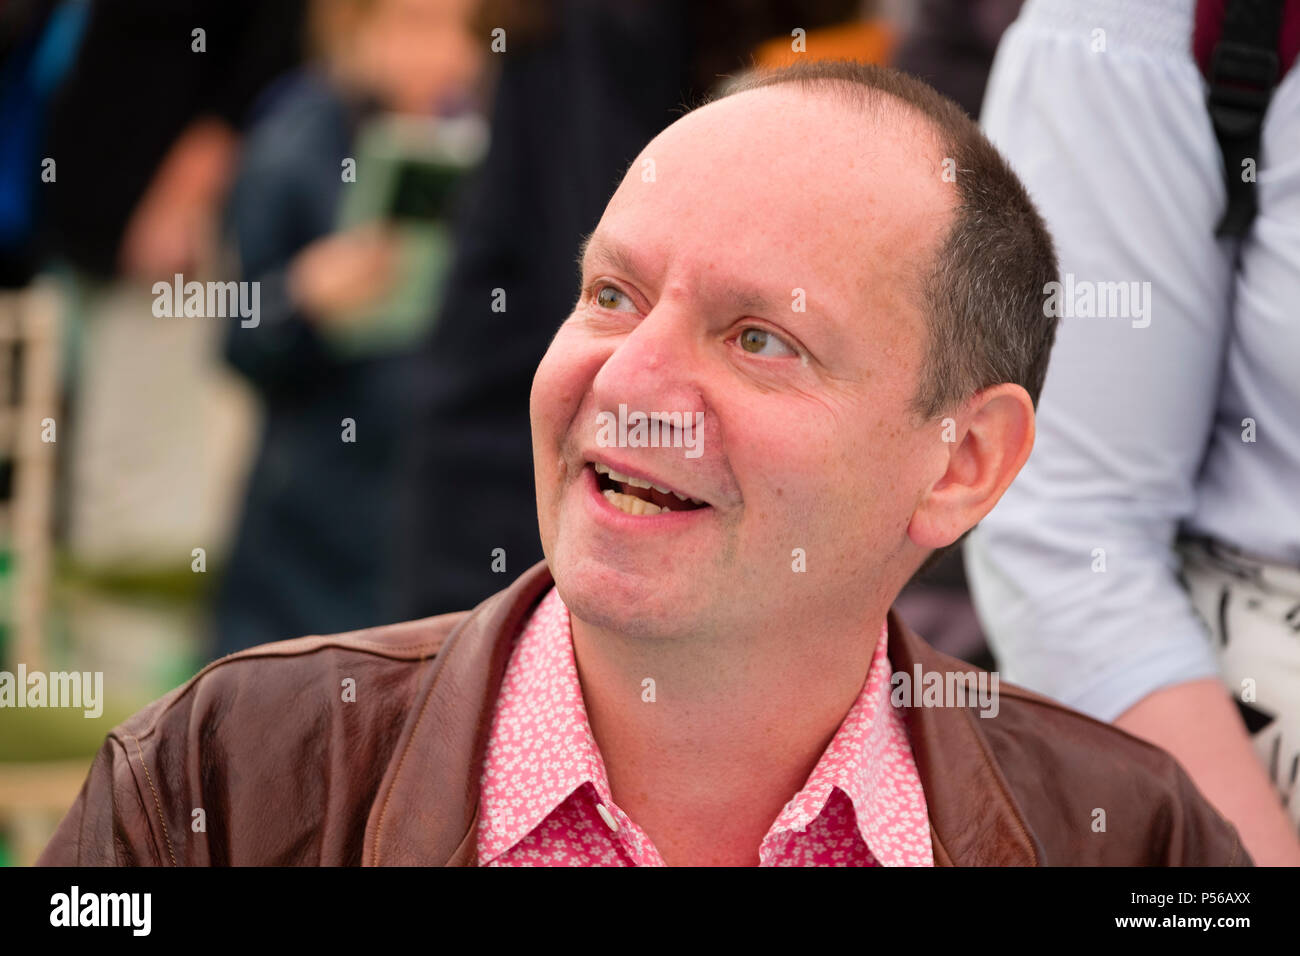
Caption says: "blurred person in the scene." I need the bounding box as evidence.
[0,0,89,289]
[213,0,483,655]
[43,0,307,283]
[967,0,1300,864]
[16,1,307,598]
[41,62,1245,867]
[395,0,865,619]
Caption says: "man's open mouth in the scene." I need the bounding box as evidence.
[591,462,709,516]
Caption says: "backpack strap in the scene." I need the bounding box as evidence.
[1199,0,1288,237]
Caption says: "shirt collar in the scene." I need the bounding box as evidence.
[477,586,930,866]
[476,588,610,863]
[759,616,932,866]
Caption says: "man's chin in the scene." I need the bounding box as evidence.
[550,553,699,639]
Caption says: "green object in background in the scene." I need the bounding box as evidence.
[320,222,452,359]
[324,112,487,359]
[0,700,139,762]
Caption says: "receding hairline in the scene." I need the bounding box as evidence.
[708,71,959,350]
[705,68,955,169]
[583,71,956,269]
[706,62,1056,424]
[703,73,962,239]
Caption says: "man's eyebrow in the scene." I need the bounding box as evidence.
[577,232,809,319]
[724,287,779,315]
[576,232,642,280]
[575,231,594,271]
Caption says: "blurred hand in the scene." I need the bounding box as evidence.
[287,223,402,325]
[119,118,238,281]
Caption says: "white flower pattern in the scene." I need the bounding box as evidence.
[477,588,934,866]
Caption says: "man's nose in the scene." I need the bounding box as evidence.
[590,303,707,429]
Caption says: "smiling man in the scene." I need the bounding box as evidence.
[41,60,1247,867]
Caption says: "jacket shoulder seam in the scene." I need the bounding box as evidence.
[992,685,1186,756]
[121,731,177,866]
[124,631,450,744]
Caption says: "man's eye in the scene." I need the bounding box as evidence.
[737,326,796,358]
[594,285,636,312]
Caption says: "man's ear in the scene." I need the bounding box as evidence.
[907,383,1035,550]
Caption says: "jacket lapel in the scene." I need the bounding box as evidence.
[363,561,555,865]
[365,561,1040,866]
[887,609,1041,866]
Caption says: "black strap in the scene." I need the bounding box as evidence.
[1206,0,1287,237]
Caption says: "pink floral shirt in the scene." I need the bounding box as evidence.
[477,587,933,866]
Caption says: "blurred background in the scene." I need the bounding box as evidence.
[0,0,1031,864]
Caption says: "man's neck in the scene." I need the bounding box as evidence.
[568,609,886,866]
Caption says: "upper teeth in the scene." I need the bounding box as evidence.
[593,462,704,505]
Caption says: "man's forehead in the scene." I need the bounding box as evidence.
[581,86,952,328]
[646,83,949,188]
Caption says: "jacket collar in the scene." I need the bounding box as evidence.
[364,561,1040,866]
[884,599,1042,866]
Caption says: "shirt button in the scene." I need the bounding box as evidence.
[595,802,620,833]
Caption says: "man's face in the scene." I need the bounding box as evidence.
[530,86,956,639]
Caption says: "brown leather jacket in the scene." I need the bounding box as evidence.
[38,561,1249,866]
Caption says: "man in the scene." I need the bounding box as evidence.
[39,60,1247,866]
